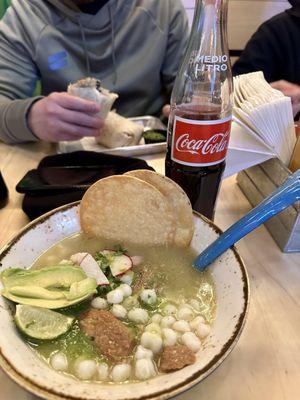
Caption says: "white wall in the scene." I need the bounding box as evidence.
[181,0,290,50]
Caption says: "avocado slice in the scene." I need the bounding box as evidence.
[1,290,96,309]
[1,266,86,289]
[66,278,98,301]
[1,266,97,309]
[9,286,67,300]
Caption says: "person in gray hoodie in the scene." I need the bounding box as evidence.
[0,0,189,144]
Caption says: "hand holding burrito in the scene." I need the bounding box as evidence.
[67,78,118,120]
[67,77,143,149]
[27,92,104,142]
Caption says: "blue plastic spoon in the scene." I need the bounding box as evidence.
[193,169,300,271]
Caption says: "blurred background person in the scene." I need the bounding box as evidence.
[232,0,300,119]
[0,0,189,144]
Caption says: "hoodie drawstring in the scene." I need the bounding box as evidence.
[76,7,117,85]
[77,16,91,74]
[108,4,117,85]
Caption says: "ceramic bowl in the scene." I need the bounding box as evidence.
[0,203,249,400]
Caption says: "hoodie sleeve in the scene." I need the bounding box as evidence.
[161,0,189,96]
[0,5,43,144]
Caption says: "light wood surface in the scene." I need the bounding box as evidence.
[0,141,299,400]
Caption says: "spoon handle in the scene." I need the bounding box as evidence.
[194,169,300,271]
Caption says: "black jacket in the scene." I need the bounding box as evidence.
[232,7,300,85]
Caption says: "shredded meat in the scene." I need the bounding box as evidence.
[159,345,196,372]
[79,309,134,361]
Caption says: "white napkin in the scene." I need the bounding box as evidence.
[224,118,276,178]
[224,71,296,178]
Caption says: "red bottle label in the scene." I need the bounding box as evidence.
[171,116,232,166]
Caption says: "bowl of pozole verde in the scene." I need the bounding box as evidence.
[0,172,249,400]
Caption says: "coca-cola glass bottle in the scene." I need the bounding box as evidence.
[0,170,8,209]
[165,0,233,220]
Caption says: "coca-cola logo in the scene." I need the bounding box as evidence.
[175,131,230,156]
[171,116,232,166]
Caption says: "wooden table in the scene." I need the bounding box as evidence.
[0,142,299,400]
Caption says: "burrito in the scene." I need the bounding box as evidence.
[95,111,144,148]
[67,77,118,120]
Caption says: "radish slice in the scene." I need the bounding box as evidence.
[70,253,87,265]
[110,255,133,277]
[99,250,133,277]
[70,253,109,285]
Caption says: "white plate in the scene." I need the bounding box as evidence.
[57,116,167,157]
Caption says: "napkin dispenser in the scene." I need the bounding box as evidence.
[237,158,300,252]
[289,135,300,173]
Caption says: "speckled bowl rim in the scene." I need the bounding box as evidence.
[0,201,250,400]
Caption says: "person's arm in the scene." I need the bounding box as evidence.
[0,6,103,144]
[161,0,189,98]
[232,20,283,82]
[0,7,43,144]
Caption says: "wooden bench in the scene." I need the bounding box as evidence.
[181,0,290,60]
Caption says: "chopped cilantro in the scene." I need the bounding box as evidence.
[94,252,110,273]
[97,282,117,296]
[113,244,127,256]
[94,246,128,289]
[58,300,91,317]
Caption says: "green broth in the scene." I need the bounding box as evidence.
[32,233,216,321]
[29,233,216,381]
[29,321,105,366]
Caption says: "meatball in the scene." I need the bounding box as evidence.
[159,345,196,372]
[79,310,134,361]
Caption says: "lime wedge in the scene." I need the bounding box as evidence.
[15,305,74,340]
